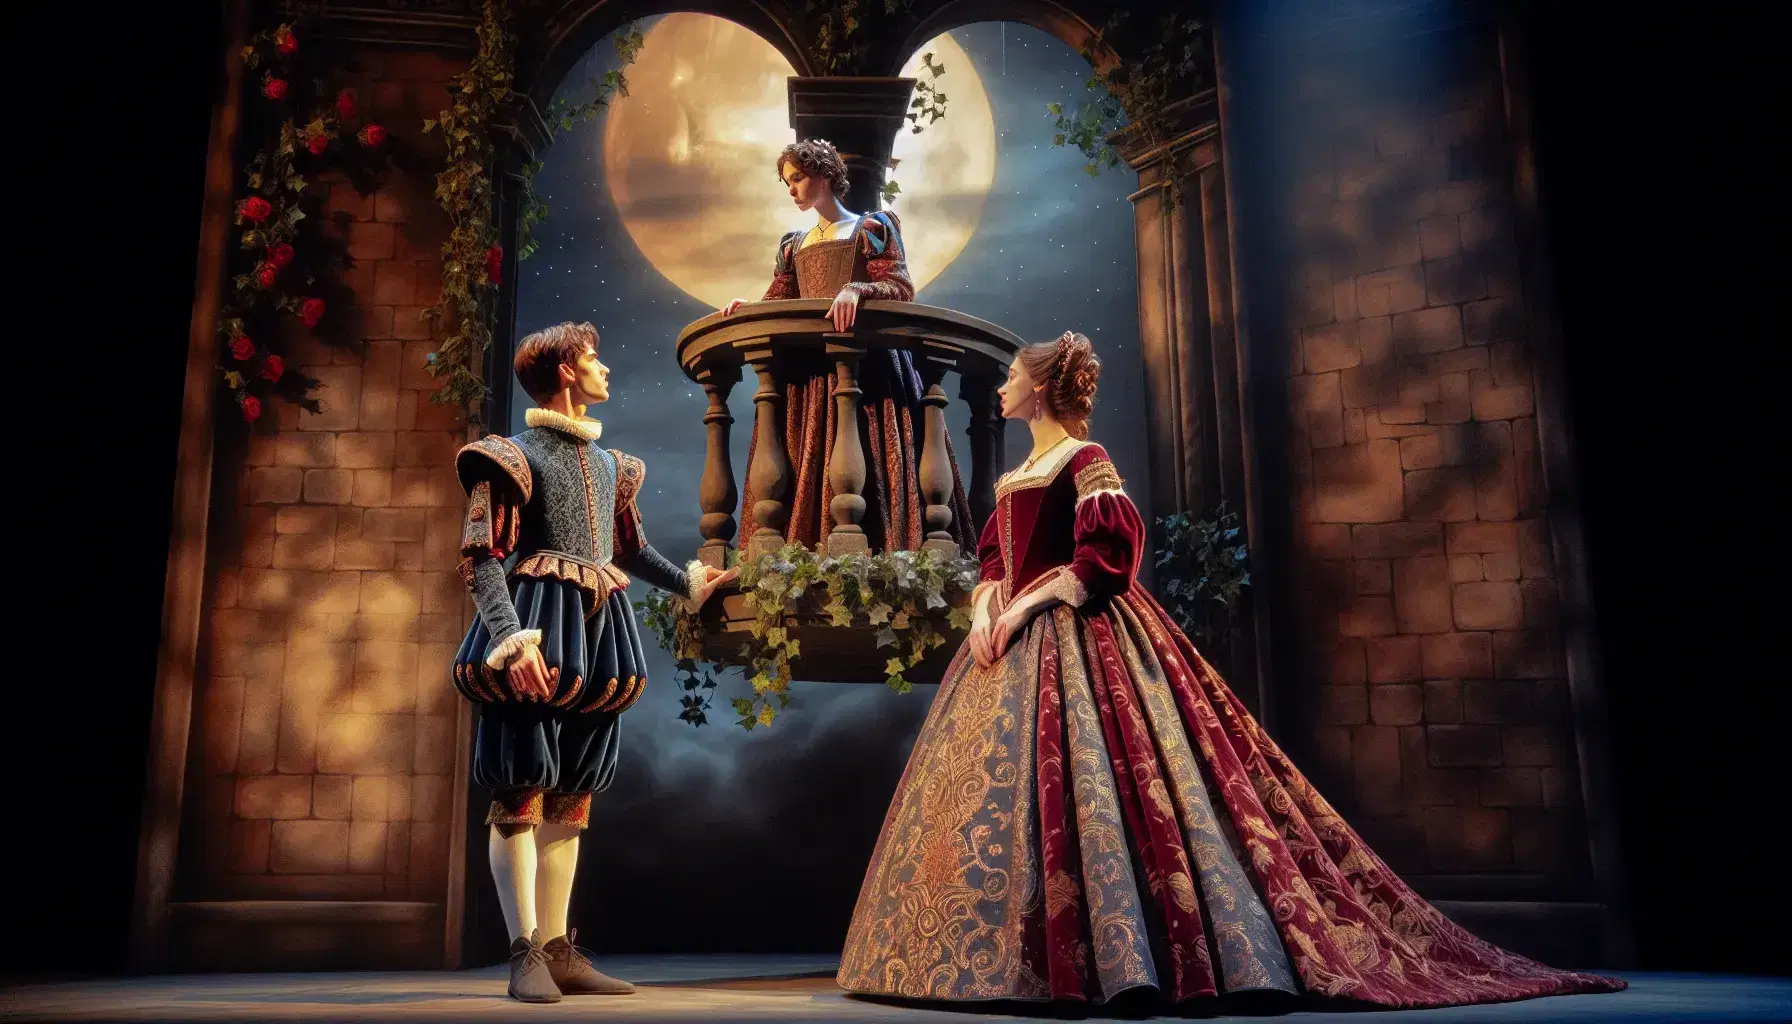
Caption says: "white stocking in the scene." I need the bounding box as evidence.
[535,823,581,942]
[488,825,539,943]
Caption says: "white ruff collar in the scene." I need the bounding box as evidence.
[525,407,603,442]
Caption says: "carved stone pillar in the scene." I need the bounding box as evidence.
[743,348,791,562]
[787,77,915,215]
[959,376,1004,533]
[1115,90,1263,716]
[697,366,740,569]
[825,345,870,556]
[917,362,959,557]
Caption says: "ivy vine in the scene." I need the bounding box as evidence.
[420,0,515,412]
[1153,502,1250,646]
[518,25,645,262]
[640,544,978,730]
[881,49,948,206]
[222,20,396,423]
[1045,9,1206,206]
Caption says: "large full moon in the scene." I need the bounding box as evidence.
[604,15,995,308]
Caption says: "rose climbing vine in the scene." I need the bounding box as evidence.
[422,3,642,411]
[420,0,516,411]
[641,545,978,730]
[221,20,394,422]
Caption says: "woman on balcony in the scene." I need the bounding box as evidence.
[721,138,974,553]
[836,332,1625,1010]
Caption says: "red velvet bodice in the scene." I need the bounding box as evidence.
[977,441,1145,608]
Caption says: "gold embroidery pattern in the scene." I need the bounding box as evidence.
[608,450,647,551]
[456,435,532,501]
[462,481,495,553]
[994,440,1091,501]
[510,553,631,617]
[1053,607,1157,996]
[1073,459,1124,500]
[1109,599,1296,994]
[837,614,1046,1001]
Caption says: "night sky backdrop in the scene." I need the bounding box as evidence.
[499,18,1148,955]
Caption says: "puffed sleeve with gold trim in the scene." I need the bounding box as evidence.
[843,211,916,302]
[455,436,537,667]
[1064,443,1144,604]
[609,449,705,604]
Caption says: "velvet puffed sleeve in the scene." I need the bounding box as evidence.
[610,450,704,603]
[761,231,802,300]
[1063,444,1145,605]
[844,211,915,302]
[455,436,536,666]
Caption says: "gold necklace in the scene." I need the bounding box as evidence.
[1022,434,1072,473]
[807,215,853,247]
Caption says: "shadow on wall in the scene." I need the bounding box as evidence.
[1232,11,1590,883]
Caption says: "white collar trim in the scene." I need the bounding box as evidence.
[525,407,603,442]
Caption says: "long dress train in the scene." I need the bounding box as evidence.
[837,440,1625,1008]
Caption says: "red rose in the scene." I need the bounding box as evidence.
[256,264,278,289]
[358,123,386,148]
[484,244,504,286]
[274,28,297,55]
[336,89,357,118]
[241,395,263,422]
[307,134,329,156]
[230,336,256,361]
[299,297,326,327]
[260,355,285,382]
[241,196,272,222]
[263,78,287,101]
[268,242,294,268]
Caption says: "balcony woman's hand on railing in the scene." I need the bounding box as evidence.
[828,288,861,331]
[721,298,749,317]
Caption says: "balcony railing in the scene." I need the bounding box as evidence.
[676,299,1025,567]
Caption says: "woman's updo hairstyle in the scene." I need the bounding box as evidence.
[1017,331,1101,440]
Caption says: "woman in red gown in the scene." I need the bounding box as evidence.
[836,332,1625,1009]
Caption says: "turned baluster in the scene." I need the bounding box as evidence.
[825,344,870,556]
[960,375,1005,532]
[696,366,739,569]
[743,348,791,562]
[918,361,959,557]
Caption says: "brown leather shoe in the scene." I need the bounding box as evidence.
[507,930,562,1003]
[542,929,636,995]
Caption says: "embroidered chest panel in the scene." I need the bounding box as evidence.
[515,430,617,566]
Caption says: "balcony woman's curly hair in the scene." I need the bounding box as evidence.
[776,138,850,200]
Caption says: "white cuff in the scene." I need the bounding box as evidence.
[485,629,543,669]
[685,559,708,599]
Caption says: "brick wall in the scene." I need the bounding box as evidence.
[1271,28,1589,887]
[178,52,471,909]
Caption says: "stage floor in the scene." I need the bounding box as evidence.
[3,955,1787,1023]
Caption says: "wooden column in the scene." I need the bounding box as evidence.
[131,0,249,971]
[744,348,791,561]
[697,367,741,569]
[917,362,958,557]
[787,77,915,216]
[1116,90,1264,717]
[959,376,1004,533]
[825,345,870,556]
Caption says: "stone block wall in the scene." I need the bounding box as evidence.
[176,51,471,929]
[1266,25,1590,891]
